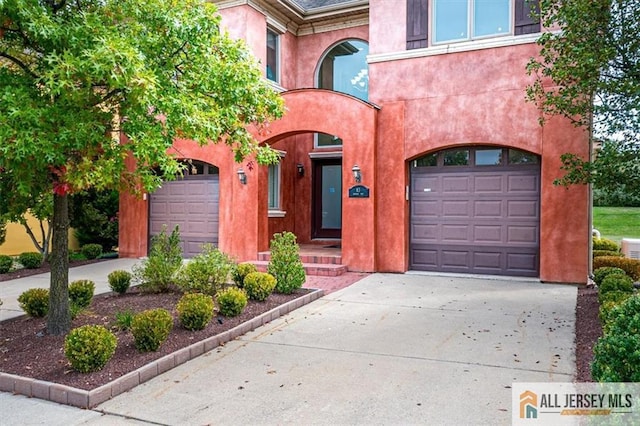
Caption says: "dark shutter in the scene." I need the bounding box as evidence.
[407,0,428,49]
[515,0,541,35]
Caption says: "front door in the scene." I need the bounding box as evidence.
[313,160,342,239]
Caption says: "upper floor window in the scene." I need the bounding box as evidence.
[407,0,540,49]
[317,39,369,102]
[266,28,279,83]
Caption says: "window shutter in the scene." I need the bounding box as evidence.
[407,0,428,49]
[515,0,541,35]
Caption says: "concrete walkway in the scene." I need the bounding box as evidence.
[0,271,577,425]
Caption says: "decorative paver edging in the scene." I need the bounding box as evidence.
[0,288,324,409]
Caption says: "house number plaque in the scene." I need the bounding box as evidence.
[348,185,370,198]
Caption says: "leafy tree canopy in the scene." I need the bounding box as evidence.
[527,0,639,144]
[0,0,284,334]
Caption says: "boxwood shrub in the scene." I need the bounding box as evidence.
[131,308,173,352]
[592,238,620,252]
[108,270,132,295]
[18,252,43,269]
[232,263,258,288]
[243,272,276,301]
[0,255,12,274]
[593,256,640,281]
[593,267,627,286]
[17,288,49,317]
[81,243,103,260]
[176,293,214,331]
[69,279,95,308]
[64,325,117,373]
[217,287,248,317]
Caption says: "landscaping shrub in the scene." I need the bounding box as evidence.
[592,237,620,252]
[108,270,132,295]
[0,255,13,273]
[593,267,627,286]
[593,256,640,281]
[593,250,623,258]
[69,189,119,252]
[243,272,276,301]
[131,308,174,352]
[64,325,117,373]
[17,288,49,317]
[592,295,640,382]
[133,225,182,293]
[267,232,305,294]
[18,252,43,269]
[176,244,234,295]
[81,243,103,260]
[176,293,215,331]
[69,279,95,308]
[232,262,258,288]
[599,273,634,296]
[599,290,634,306]
[113,309,135,331]
[217,287,248,317]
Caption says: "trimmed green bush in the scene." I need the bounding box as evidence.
[267,232,305,294]
[232,262,258,288]
[69,280,95,308]
[593,250,623,258]
[0,255,13,273]
[599,290,634,306]
[17,288,49,317]
[81,243,103,260]
[593,267,627,286]
[592,295,640,382]
[177,244,234,295]
[593,256,640,281]
[217,287,248,317]
[176,293,214,331]
[599,273,634,296]
[243,272,276,301]
[131,308,173,352]
[108,270,132,295]
[133,225,182,293]
[593,237,620,252]
[18,252,43,269]
[64,325,117,373]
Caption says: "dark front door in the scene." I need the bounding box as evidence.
[313,160,342,239]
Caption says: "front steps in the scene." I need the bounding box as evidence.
[253,251,347,277]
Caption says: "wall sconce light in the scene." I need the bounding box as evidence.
[352,164,362,183]
[296,163,304,177]
[237,168,247,185]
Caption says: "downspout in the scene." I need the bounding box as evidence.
[587,97,594,281]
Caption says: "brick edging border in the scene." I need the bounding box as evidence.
[0,288,324,409]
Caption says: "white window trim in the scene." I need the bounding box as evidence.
[432,0,512,45]
[268,150,286,217]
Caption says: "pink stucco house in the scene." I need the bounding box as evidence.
[119,0,589,283]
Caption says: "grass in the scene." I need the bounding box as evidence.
[593,207,640,242]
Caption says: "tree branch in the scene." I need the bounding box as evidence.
[0,52,39,80]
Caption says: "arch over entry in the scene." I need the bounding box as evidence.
[254,89,379,272]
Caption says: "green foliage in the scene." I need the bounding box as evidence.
[593,256,640,281]
[594,266,627,286]
[64,325,117,373]
[108,270,132,295]
[599,273,634,295]
[70,189,119,251]
[233,263,258,288]
[176,244,234,295]
[599,289,635,307]
[17,288,49,317]
[131,308,174,352]
[243,272,276,301]
[0,255,13,273]
[593,238,620,252]
[176,293,215,331]
[133,225,182,293]
[113,309,135,331]
[267,232,306,294]
[217,287,248,317]
[592,295,640,382]
[0,0,284,335]
[593,250,623,258]
[80,244,103,260]
[0,219,6,245]
[18,252,43,269]
[69,280,95,308]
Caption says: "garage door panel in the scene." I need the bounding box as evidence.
[410,149,540,277]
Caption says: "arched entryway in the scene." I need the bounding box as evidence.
[410,146,541,276]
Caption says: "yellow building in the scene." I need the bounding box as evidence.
[0,213,78,256]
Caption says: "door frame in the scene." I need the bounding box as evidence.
[312,159,342,239]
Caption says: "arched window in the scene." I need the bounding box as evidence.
[317,39,369,102]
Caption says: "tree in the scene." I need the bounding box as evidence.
[0,192,54,261]
[526,0,640,188]
[0,0,284,335]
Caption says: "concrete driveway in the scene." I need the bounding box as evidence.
[1,273,576,425]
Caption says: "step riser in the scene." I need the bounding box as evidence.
[257,253,342,265]
[252,261,347,277]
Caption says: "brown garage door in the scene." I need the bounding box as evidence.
[410,147,540,277]
[149,172,219,258]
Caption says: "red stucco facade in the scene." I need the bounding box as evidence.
[119,1,589,283]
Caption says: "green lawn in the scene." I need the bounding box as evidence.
[592,207,640,242]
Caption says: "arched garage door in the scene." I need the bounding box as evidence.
[149,162,219,258]
[410,147,540,277]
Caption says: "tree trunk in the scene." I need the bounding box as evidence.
[47,193,70,335]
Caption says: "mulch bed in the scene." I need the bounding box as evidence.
[574,286,602,382]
